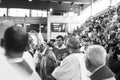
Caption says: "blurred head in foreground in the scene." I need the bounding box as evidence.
[0,20,14,46]
[4,25,29,58]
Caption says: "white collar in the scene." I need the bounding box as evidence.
[8,58,24,63]
[55,44,66,49]
[92,64,105,75]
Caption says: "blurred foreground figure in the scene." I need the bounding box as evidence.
[85,45,115,80]
[52,36,91,80]
[3,26,41,80]
[0,47,22,80]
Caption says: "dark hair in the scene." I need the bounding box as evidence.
[56,35,64,41]
[4,26,29,53]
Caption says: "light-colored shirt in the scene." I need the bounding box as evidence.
[52,53,91,80]
[23,51,35,70]
[0,47,24,80]
[7,57,41,80]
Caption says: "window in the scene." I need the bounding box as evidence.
[26,24,40,32]
[0,8,7,16]
[41,10,47,17]
[8,8,29,17]
[51,23,67,32]
[31,10,47,17]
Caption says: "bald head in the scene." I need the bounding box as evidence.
[85,45,107,66]
[66,36,80,49]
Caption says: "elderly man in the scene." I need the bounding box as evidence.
[85,45,115,80]
[52,36,91,80]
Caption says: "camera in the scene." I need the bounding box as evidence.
[107,39,120,55]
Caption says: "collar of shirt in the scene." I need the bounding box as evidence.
[8,58,24,63]
[91,64,105,75]
[55,44,66,49]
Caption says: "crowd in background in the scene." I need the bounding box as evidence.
[69,5,120,80]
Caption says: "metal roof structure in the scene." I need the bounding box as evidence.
[0,0,96,14]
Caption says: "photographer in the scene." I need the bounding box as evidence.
[107,32,120,80]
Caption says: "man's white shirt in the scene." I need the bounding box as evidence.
[0,47,41,80]
[52,53,91,80]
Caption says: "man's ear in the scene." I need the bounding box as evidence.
[85,58,93,72]
[66,45,72,54]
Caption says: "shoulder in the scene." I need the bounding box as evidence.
[104,77,116,80]
[63,54,76,61]
[90,65,115,80]
[28,70,42,80]
[69,53,85,60]
[62,53,83,64]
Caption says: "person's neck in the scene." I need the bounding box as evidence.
[71,49,81,54]
[58,44,62,48]
[6,50,23,59]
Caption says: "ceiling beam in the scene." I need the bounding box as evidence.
[0,0,90,14]
[38,0,91,4]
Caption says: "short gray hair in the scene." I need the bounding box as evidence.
[85,45,107,65]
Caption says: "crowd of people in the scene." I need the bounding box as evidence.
[0,20,116,80]
[71,5,120,80]
[1,5,120,80]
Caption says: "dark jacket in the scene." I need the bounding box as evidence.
[90,65,115,80]
[52,45,69,61]
[108,55,120,80]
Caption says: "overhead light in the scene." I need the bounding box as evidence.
[50,8,53,12]
[41,26,44,28]
[63,1,71,4]
[29,0,32,2]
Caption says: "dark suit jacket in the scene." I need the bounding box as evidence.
[90,65,115,80]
